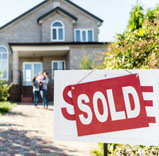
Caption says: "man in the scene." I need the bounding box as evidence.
[41,72,49,108]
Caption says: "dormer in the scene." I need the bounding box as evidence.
[37,6,78,42]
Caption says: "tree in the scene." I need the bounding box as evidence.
[127,3,144,31]
[105,5,159,70]
[102,4,159,156]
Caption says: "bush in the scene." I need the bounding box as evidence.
[91,143,104,156]
[0,81,12,101]
[79,55,94,70]
[0,101,16,115]
[92,144,159,156]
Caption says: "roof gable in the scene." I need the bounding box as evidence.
[37,7,78,24]
[0,0,50,31]
[0,0,103,31]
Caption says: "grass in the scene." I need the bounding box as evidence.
[0,101,16,115]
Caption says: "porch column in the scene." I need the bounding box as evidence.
[12,50,19,84]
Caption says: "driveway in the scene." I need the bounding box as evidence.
[0,103,98,156]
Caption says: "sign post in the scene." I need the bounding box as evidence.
[104,143,108,156]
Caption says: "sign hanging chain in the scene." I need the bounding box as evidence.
[76,69,137,85]
[124,69,133,74]
[77,70,95,84]
[124,69,139,77]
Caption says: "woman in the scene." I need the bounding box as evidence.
[32,75,39,107]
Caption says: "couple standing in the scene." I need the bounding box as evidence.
[32,72,49,108]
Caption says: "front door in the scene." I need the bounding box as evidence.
[23,62,42,86]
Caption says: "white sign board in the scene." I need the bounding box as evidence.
[54,70,159,146]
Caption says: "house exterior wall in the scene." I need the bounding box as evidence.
[0,0,101,83]
[60,0,99,41]
[0,0,100,45]
[0,0,52,83]
[0,0,105,102]
[41,0,100,42]
[69,45,106,69]
[0,1,51,44]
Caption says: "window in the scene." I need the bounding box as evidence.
[51,21,64,41]
[52,60,65,79]
[0,46,8,80]
[75,30,80,42]
[88,30,93,42]
[23,62,42,86]
[75,29,93,42]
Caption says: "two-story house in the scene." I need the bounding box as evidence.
[0,0,107,102]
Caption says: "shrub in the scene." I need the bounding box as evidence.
[91,143,104,156]
[79,55,94,70]
[0,101,16,115]
[0,81,12,101]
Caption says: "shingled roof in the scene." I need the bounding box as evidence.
[37,7,78,24]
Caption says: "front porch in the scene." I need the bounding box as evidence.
[10,85,54,103]
[9,44,70,102]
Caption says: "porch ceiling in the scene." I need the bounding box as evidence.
[19,50,69,57]
[11,45,70,57]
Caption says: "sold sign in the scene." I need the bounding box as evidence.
[62,74,149,136]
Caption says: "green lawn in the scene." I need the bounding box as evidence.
[0,101,16,115]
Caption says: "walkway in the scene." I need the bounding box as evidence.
[0,103,98,156]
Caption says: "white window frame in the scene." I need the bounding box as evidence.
[0,46,9,81]
[23,62,43,86]
[74,29,94,42]
[51,20,65,42]
[52,60,65,79]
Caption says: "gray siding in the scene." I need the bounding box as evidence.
[58,0,99,41]
[0,1,52,44]
[69,45,106,69]
[0,0,100,45]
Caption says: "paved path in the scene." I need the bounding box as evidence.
[0,103,98,156]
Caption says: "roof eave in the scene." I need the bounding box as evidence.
[64,0,103,24]
[9,42,109,47]
[37,7,78,24]
[0,0,50,31]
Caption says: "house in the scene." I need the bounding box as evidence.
[0,0,107,102]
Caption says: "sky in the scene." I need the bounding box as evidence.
[0,0,158,42]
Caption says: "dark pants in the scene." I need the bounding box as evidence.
[33,91,39,106]
[42,89,48,106]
